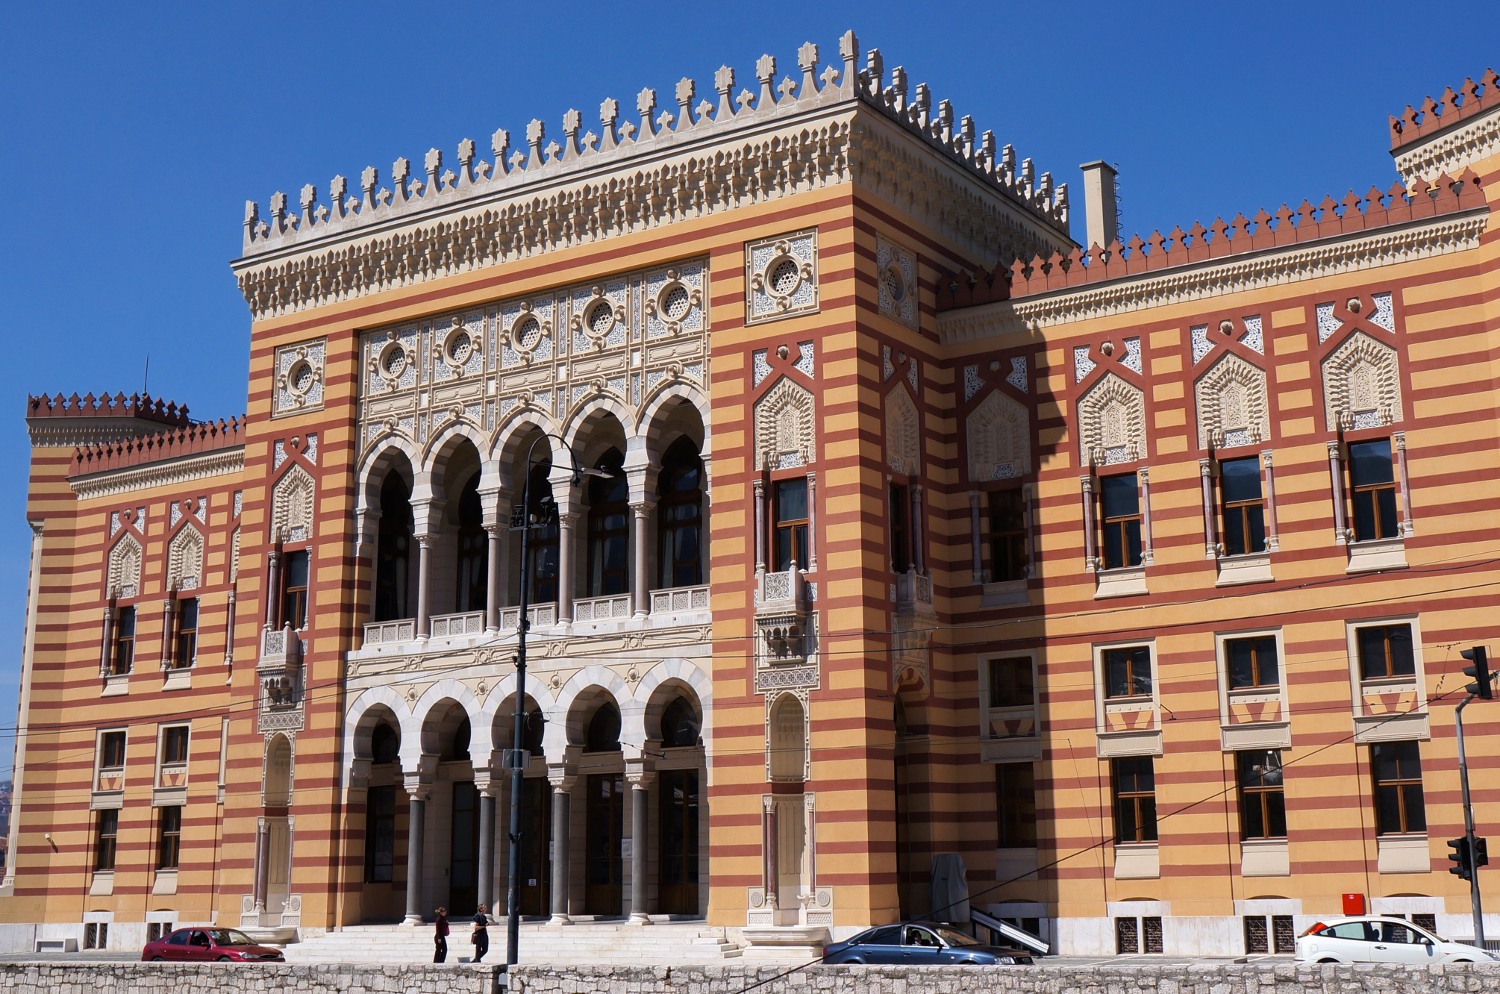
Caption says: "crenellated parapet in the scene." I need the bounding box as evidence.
[25,392,192,450]
[69,416,246,478]
[1389,68,1499,150]
[232,31,1071,321]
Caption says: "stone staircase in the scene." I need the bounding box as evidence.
[283,919,742,964]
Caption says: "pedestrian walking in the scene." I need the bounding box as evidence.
[471,904,490,962]
[433,907,449,963]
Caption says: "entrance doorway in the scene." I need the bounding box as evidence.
[449,782,479,915]
[658,770,699,914]
[585,773,623,914]
[517,778,551,915]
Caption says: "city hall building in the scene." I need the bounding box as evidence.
[4,30,1499,958]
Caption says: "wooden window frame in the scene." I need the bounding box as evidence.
[1348,438,1399,542]
[1371,740,1426,836]
[1111,756,1158,843]
[1219,455,1266,556]
[1235,749,1287,840]
[156,805,182,870]
[1100,473,1142,570]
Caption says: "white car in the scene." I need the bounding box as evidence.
[1296,916,1498,965]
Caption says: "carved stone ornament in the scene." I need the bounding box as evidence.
[1323,331,1402,431]
[746,229,818,324]
[569,284,627,351]
[754,377,816,470]
[885,383,920,476]
[271,464,315,543]
[106,532,142,599]
[1195,352,1270,450]
[1077,372,1146,466]
[167,525,204,592]
[435,314,485,379]
[503,301,552,363]
[876,235,918,330]
[644,266,705,337]
[273,338,326,416]
[967,389,1030,481]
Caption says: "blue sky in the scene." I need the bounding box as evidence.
[0,1,1496,776]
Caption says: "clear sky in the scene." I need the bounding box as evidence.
[0,1,1496,776]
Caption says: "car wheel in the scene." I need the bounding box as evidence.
[1317,958,1338,963]
[217,956,231,962]
[151,957,164,962]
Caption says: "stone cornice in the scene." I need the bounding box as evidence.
[69,446,245,501]
[1393,104,1500,186]
[937,209,1489,343]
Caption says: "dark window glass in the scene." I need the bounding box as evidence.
[995,763,1037,848]
[445,716,470,762]
[1236,749,1287,840]
[364,785,395,883]
[112,606,136,675]
[586,703,621,753]
[1101,474,1142,569]
[988,489,1028,582]
[173,597,198,669]
[282,550,309,630]
[1372,740,1426,834]
[660,697,700,748]
[1112,756,1158,843]
[100,731,126,769]
[94,809,119,871]
[657,438,704,588]
[1357,624,1415,679]
[370,723,399,765]
[161,726,188,764]
[524,462,560,603]
[166,929,188,946]
[774,478,809,571]
[1220,457,1266,556]
[1104,646,1153,698]
[522,708,546,754]
[1348,439,1399,541]
[157,806,182,869]
[587,450,629,597]
[988,658,1035,709]
[375,472,412,621]
[1227,636,1279,689]
[889,484,910,573]
[455,473,488,613]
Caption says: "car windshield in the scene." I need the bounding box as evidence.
[206,930,255,946]
[933,927,981,947]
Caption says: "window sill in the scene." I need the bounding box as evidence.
[89,791,124,811]
[1220,720,1291,751]
[1376,835,1430,874]
[152,787,187,808]
[980,738,1042,762]
[151,870,178,896]
[1216,551,1273,586]
[1346,536,1408,573]
[1240,838,1290,877]
[1352,710,1429,744]
[1096,728,1162,758]
[981,579,1029,608]
[89,871,115,897]
[1113,842,1160,880]
[163,667,193,692]
[1094,565,1147,599]
[101,674,129,697]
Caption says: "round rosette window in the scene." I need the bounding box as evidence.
[761,252,810,309]
[652,276,698,333]
[882,263,907,305]
[375,340,412,386]
[577,289,620,345]
[283,355,321,403]
[509,311,547,358]
[441,321,477,370]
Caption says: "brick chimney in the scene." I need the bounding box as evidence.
[1079,160,1119,250]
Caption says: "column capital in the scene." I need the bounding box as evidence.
[752,478,765,496]
[1260,448,1275,468]
[625,756,656,785]
[629,500,656,519]
[547,764,577,791]
[968,490,981,508]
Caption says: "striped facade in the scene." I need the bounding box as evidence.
[2,33,1498,958]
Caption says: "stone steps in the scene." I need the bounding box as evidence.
[283,922,742,964]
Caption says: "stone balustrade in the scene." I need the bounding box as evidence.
[572,593,632,623]
[650,584,710,615]
[429,610,484,639]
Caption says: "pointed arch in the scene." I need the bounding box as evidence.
[271,463,316,542]
[1195,352,1270,449]
[884,383,920,476]
[107,532,142,598]
[264,734,293,806]
[967,389,1031,481]
[1323,331,1402,431]
[1078,372,1147,466]
[753,376,815,471]
[167,524,204,591]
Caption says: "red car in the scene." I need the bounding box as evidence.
[141,927,285,962]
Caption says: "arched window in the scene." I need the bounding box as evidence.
[446,715,471,761]
[265,736,292,806]
[586,703,621,752]
[456,472,488,613]
[769,694,806,782]
[375,473,412,621]
[657,437,704,588]
[660,697,700,748]
[522,708,546,754]
[525,461,559,603]
[371,722,399,764]
[587,449,629,596]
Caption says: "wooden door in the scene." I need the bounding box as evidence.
[516,778,551,915]
[584,773,623,914]
[658,770,700,915]
[449,782,479,915]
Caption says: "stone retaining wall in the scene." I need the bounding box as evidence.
[0,962,1497,994]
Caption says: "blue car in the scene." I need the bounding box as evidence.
[822,922,1034,965]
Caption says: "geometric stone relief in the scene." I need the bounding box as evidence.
[1370,292,1395,332]
[885,383,920,476]
[754,376,816,470]
[1323,331,1402,431]
[107,533,143,599]
[876,235,917,330]
[1005,356,1028,393]
[1077,372,1146,466]
[792,341,815,378]
[1240,315,1264,354]
[967,389,1031,481]
[230,527,241,582]
[1316,302,1344,344]
[883,345,895,381]
[1120,337,1142,374]
[963,364,984,401]
[271,464,316,543]
[753,349,772,387]
[746,229,817,325]
[273,338,326,417]
[167,525,204,592]
[1073,345,1097,383]
[1195,352,1270,450]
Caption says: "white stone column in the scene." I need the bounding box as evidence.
[805,472,818,571]
[484,524,502,634]
[752,479,767,574]
[98,599,116,677]
[253,816,270,915]
[548,772,575,924]
[762,795,778,911]
[1261,450,1280,551]
[631,502,654,618]
[1327,442,1348,545]
[1394,431,1414,537]
[414,535,433,639]
[1080,475,1098,572]
[1138,467,1154,566]
[159,593,176,670]
[264,546,282,628]
[1199,458,1218,559]
[556,512,578,625]
[627,767,655,923]
[403,782,430,925]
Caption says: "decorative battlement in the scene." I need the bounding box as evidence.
[25,392,192,450]
[1389,68,1499,149]
[233,32,1070,320]
[936,170,1485,310]
[69,416,246,477]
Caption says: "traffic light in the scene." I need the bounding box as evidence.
[1475,837,1489,870]
[1461,646,1494,699]
[1449,837,1473,880]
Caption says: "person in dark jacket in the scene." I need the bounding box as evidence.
[471,904,489,962]
[433,907,449,963]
